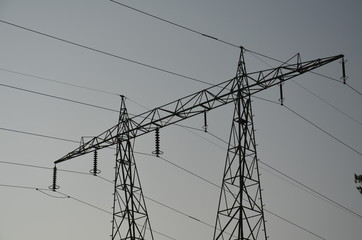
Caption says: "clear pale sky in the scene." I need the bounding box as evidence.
[0,0,361,239]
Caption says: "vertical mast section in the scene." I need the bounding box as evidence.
[111,96,154,240]
[213,48,267,240]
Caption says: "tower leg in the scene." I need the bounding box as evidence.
[111,96,154,240]
[213,48,267,240]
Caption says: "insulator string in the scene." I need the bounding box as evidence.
[152,128,163,157]
[49,165,59,191]
[90,150,101,176]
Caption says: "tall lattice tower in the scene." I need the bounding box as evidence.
[213,48,267,240]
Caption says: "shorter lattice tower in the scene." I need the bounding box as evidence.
[111,96,154,240]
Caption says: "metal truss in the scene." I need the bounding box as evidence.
[213,48,267,240]
[54,52,344,165]
[53,48,344,240]
[111,96,154,240]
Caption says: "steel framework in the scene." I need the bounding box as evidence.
[213,48,267,240]
[53,48,344,240]
[111,96,154,240]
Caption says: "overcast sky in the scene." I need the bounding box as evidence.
[0,1,361,240]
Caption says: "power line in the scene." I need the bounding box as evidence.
[109,0,240,48]
[0,123,338,237]
[0,82,119,113]
[0,183,38,190]
[246,49,362,128]
[0,66,158,117]
[245,48,284,63]
[167,125,362,221]
[56,190,112,214]
[0,67,120,96]
[0,19,212,86]
[261,160,362,220]
[58,191,179,240]
[206,94,362,160]
[4,66,360,139]
[0,159,97,177]
[0,126,219,192]
[0,183,177,240]
[174,100,362,220]
[311,71,344,84]
[138,152,358,239]
[0,157,216,233]
[4,19,358,135]
[0,158,213,238]
[0,85,206,134]
[2,94,361,220]
[246,47,362,97]
[0,155,330,240]
[245,47,360,103]
[135,155,327,240]
[98,0,362,105]
[3,84,360,219]
[291,80,362,126]
[0,66,172,115]
[0,64,212,132]
[0,127,79,143]
[137,151,220,188]
[346,83,362,96]
[195,134,360,238]
[0,61,358,236]
[203,128,362,220]
[245,48,342,82]
[143,194,215,230]
[284,104,362,156]
[0,67,272,140]
[0,134,345,240]
[265,209,327,240]
[2,16,358,114]
[2,86,360,217]
[246,48,342,82]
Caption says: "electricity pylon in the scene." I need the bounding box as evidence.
[111,96,154,240]
[52,48,344,239]
[213,48,267,240]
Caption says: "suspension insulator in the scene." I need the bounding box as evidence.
[90,150,101,176]
[49,165,59,191]
[152,128,163,157]
[203,111,208,132]
[341,57,347,84]
[279,82,284,106]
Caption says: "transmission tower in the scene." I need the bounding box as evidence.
[111,96,154,240]
[213,48,267,239]
[51,48,344,240]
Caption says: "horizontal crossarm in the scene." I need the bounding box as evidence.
[55,54,343,164]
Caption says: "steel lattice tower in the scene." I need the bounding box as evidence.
[52,48,344,240]
[111,96,154,240]
[213,48,267,240]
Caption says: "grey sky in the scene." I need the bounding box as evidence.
[0,0,361,239]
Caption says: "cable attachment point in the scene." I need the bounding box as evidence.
[49,165,60,191]
[90,150,101,176]
[152,127,163,157]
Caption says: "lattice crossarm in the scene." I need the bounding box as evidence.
[54,54,343,165]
